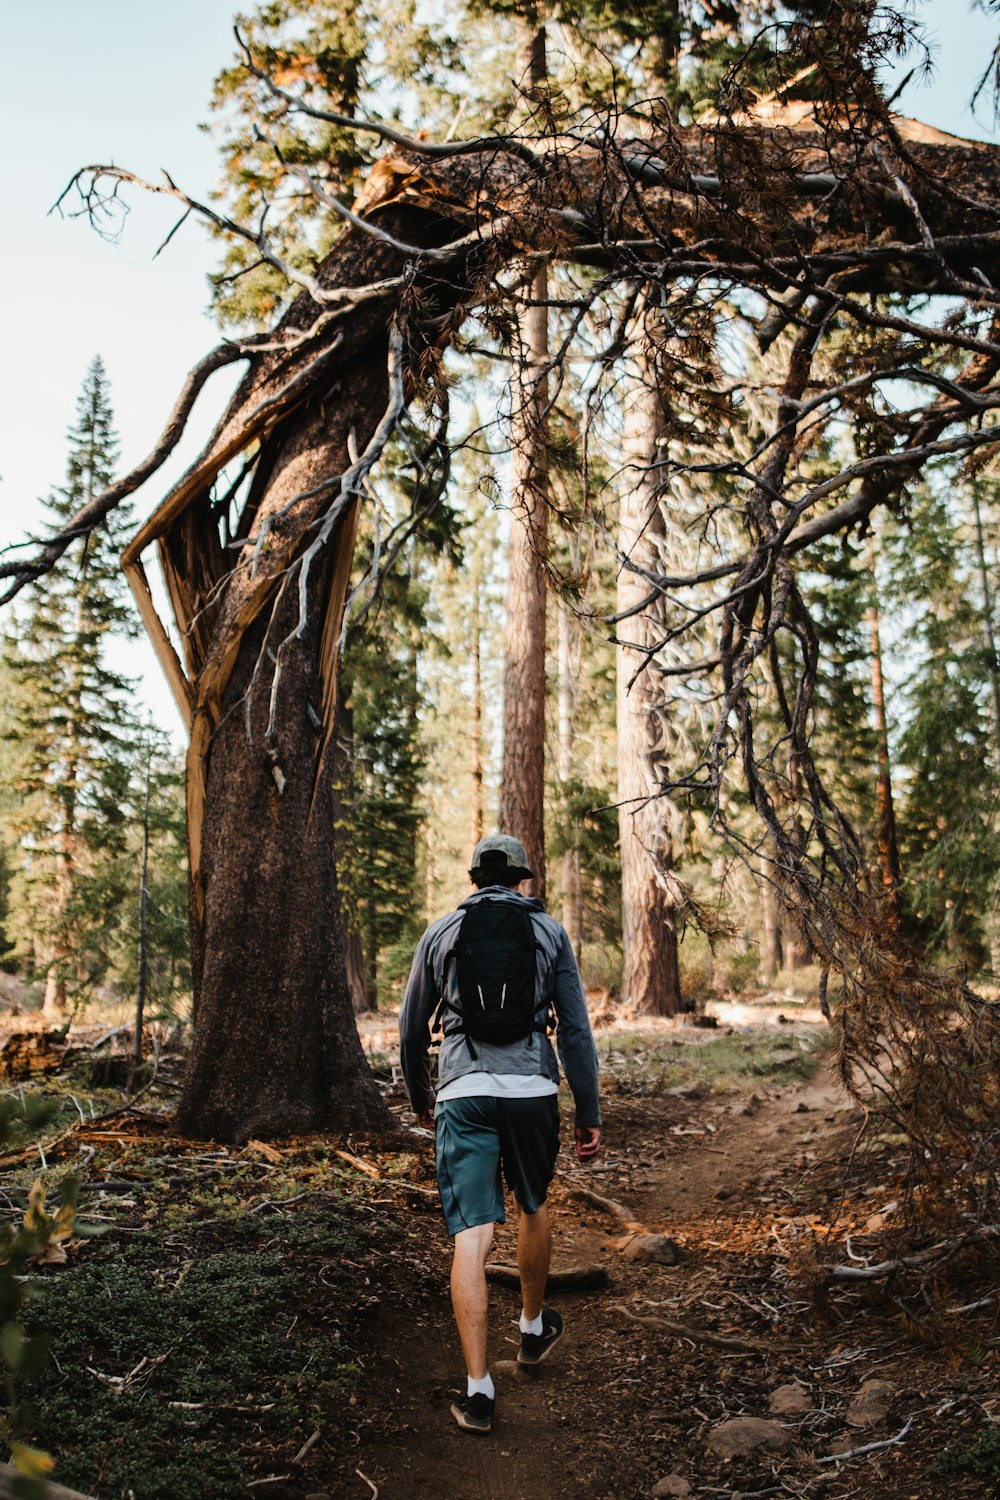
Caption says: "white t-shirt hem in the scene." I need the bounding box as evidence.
[436,1072,558,1102]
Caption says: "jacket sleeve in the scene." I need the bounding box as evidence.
[398,927,439,1116]
[549,927,602,1129]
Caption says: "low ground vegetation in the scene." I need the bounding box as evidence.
[0,998,997,1498]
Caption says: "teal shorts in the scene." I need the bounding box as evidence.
[435,1095,560,1236]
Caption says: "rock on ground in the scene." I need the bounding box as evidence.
[623,1234,680,1265]
[846,1378,896,1428]
[769,1382,812,1416]
[706,1416,792,1460]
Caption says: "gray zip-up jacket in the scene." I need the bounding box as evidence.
[398,887,601,1129]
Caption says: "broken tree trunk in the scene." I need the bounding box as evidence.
[175,368,392,1140]
[123,202,491,1141]
[30,109,997,1139]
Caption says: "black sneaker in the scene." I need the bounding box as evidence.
[450,1391,495,1434]
[517,1307,564,1366]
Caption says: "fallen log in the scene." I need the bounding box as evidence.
[0,1030,66,1080]
[486,1261,610,1291]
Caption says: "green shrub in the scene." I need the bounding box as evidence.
[928,1424,1000,1494]
[20,1218,364,1499]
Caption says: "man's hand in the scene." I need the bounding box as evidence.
[415,1109,435,1130]
[574,1125,601,1161]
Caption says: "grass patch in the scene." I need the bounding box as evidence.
[597,1027,829,1096]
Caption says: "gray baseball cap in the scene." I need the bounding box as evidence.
[470,833,533,879]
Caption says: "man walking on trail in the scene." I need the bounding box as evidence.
[399,834,602,1436]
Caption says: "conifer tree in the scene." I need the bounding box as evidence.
[2,358,139,1015]
[883,471,999,964]
[422,427,507,915]
[97,729,191,1024]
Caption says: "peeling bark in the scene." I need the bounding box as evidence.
[176,372,392,1140]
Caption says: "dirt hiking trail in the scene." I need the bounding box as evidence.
[338,1031,997,1500]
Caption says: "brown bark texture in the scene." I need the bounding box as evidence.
[500,263,550,899]
[154,204,480,1141]
[176,379,389,1140]
[616,373,683,1016]
[866,534,902,915]
[557,596,583,957]
[758,852,784,979]
[499,20,550,900]
[470,590,485,852]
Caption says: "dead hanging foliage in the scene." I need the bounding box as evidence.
[4,14,1000,1227]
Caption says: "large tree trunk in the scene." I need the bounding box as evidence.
[500,22,549,901]
[776,743,814,970]
[971,485,1000,766]
[866,531,902,923]
[500,269,549,898]
[557,595,583,959]
[616,373,683,1016]
[177,382,392,1141]
[758,851,784,980]
[470,585,485,851]
[970,486,1000,974]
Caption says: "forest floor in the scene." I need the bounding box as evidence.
[0,998,998,1499]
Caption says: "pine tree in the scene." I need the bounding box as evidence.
[2,358,140,1015]
[883,470,999,965]
[96,729,191,1025]
[334,410,463,1006]
[205,0,463,330]
[421,426,507,916]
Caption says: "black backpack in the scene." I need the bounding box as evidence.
[433,899,549,1056]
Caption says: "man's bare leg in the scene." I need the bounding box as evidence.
[517,1202,551,1321]
[451,1221,495,1379]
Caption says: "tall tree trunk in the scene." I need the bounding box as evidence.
[780,752,814,969]
[134,733,152,1063]
[614,16,684,1015]
[557,595,582,957]
[970,485,1000,972]
[44,587,88,1021]
[176,365,393,1141]
[758,851,784,980]
[471,585,485,852]
[972,484,1000,762]
[616,372,682,1015]
[331,699,374,1015]
[867,531,901,921]
[346,924,375,1015]
[500,22,548,900]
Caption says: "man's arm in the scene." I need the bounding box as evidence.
[398,928,439,1121]
[549,926,602,1140]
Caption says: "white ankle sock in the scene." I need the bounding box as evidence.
[519,1311,543,1336]
[468,1373,495,1400]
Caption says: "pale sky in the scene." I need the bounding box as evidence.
[0,0,996,740]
